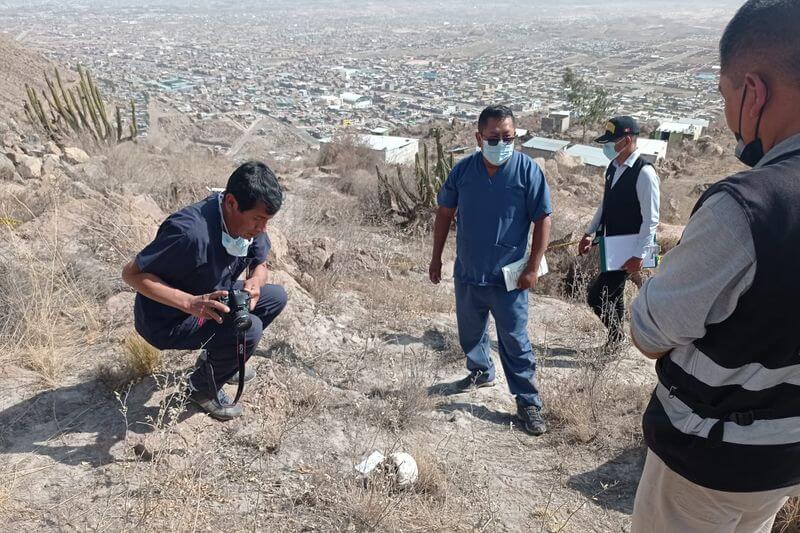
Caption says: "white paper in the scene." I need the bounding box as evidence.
[502,254,548,292]
[603,235,659,271]
[355,451,386,476]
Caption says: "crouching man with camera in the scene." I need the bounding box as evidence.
[122,161,287,421]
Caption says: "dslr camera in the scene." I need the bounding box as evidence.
[219,289,252,332]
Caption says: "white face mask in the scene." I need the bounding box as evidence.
[218,194,252,257]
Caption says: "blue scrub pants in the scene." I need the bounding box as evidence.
[142,282,287,394]
[455,281,542,408]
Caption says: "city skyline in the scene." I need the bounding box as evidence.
[1,0,741,154]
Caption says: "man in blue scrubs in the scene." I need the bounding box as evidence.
[122,161,287,421]
[430,105,552,435]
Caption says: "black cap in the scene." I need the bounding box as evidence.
[594,116,640,143]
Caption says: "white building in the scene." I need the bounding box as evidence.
[656,121,703,142]
[638,138,669,163]
[521,137,571,159]
[341,92,373,109]
[678,117,710,136]
[541,111,571,134]
[565,145,610,169]
[358,134,420,165]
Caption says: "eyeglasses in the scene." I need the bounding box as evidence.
[484,136,516,146]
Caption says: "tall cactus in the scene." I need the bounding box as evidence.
[129,100,138,139]
[21,65,137,143]
[116,106,123,142]
[376,127,453,225]
[413,128,452,208]
[55,69,80,130]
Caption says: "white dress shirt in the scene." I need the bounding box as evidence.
[585,149,660,258]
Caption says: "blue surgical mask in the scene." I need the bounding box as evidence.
[222,231,252,257]
[602,142,619,161]
[218,194,253,257]
[482,140,515,166]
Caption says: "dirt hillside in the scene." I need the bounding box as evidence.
[0,34,54,117]
[0,39,790,533]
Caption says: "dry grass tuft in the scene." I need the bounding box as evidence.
[355,275,455,319]
[364,353,437,432]
[774,498,800,533]
[317,134,383,176]
[408,446,447,500]
[95,142,233,212]
[244,367,326,454]
[539,279,652,449]
[112,374,221,530]
[0,226,99,385]
[0,486,10,512]
[98,333,163,390]
[547,371,651,447]
[123,333,163,377]
[82,193,164,266]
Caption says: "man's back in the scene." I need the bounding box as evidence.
[638,138,800,492]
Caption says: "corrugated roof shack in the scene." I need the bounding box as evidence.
[521,137,571,160]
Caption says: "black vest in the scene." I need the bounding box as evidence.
[598,158,649,236]
[646,147,800,492]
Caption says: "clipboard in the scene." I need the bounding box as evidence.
[501,254,549,292]
[599,234,660,272]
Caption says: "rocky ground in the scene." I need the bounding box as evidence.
[0,119,672,532]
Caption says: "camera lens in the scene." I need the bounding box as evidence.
[233,312,252,332]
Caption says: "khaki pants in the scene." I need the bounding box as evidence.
[631,449,800,533]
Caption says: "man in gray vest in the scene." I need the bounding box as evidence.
[579,116,660,349]
[630,1,800,530]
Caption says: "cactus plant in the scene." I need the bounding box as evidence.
[376,128,453,226]
[129,100,138,139]
[22,65,137,144]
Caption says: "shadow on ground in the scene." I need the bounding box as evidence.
[436,401,515,426]
[567,445,646,515]
[381,329,449,351]
[0,371,201,468]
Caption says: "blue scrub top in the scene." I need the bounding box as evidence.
[437,150,552,286]
[133,194,270,342]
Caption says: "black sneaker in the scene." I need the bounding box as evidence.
[451,371,495,393]
[188,387,243,421]
[517,404,547,436]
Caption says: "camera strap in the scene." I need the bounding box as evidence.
[202,332,246,407]
[232,331,246,405]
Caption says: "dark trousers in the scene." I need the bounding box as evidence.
[587,271,628,343]
[455,282,541,408]
[156,282,288,393]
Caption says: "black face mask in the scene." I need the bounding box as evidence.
[734,85,766,168]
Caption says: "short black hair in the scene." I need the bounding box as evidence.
[225,161,282,215]
[478,105,515,133]
[720,0,800,85]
